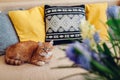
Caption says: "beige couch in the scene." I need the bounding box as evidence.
[0,0,118,80]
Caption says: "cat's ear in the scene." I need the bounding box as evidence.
[38,42,43,46]
[50,40,54,45]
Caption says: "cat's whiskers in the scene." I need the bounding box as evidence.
[45,52,53,58]
[40,52,53,58]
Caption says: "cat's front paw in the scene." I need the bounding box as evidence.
[36,61,45,66]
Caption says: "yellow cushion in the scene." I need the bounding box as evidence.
[85,3,108,40]
[9,6,45,42]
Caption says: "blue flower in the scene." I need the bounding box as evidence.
[66,42,102,70]
[107,6,119,19]
[83,38,91,48]
[66,43,77,62]
[66,43,91,70]
[93,32,100,43]
[77,55,91,70]
[66,42,91,70]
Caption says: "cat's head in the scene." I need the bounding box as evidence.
[37,40,54,58]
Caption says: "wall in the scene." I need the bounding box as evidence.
[0,0,37,2]
[0,0,118,3]
[0,0,118,11]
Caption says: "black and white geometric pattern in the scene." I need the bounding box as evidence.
[45,5,85,44]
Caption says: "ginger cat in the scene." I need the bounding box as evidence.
[5,40,54,66]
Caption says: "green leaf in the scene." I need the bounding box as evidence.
[96,44,104,53]
[91,60,113,79]
[96,43,120,77]
[102,43,118,67]
[107,19,120,37]
[74,47,83,55]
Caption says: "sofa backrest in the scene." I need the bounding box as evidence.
[0,0,118,12]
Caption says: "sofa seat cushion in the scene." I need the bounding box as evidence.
[0,45,87,80]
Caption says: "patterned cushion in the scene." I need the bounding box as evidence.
[45,5,85,45]
[0,13,18,55]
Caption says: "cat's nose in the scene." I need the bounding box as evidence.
[45,50,49,53]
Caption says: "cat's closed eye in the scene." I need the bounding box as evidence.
[42,48,45,50]
[41,48,51,51]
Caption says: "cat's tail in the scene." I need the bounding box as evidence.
[5,56,23,65]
